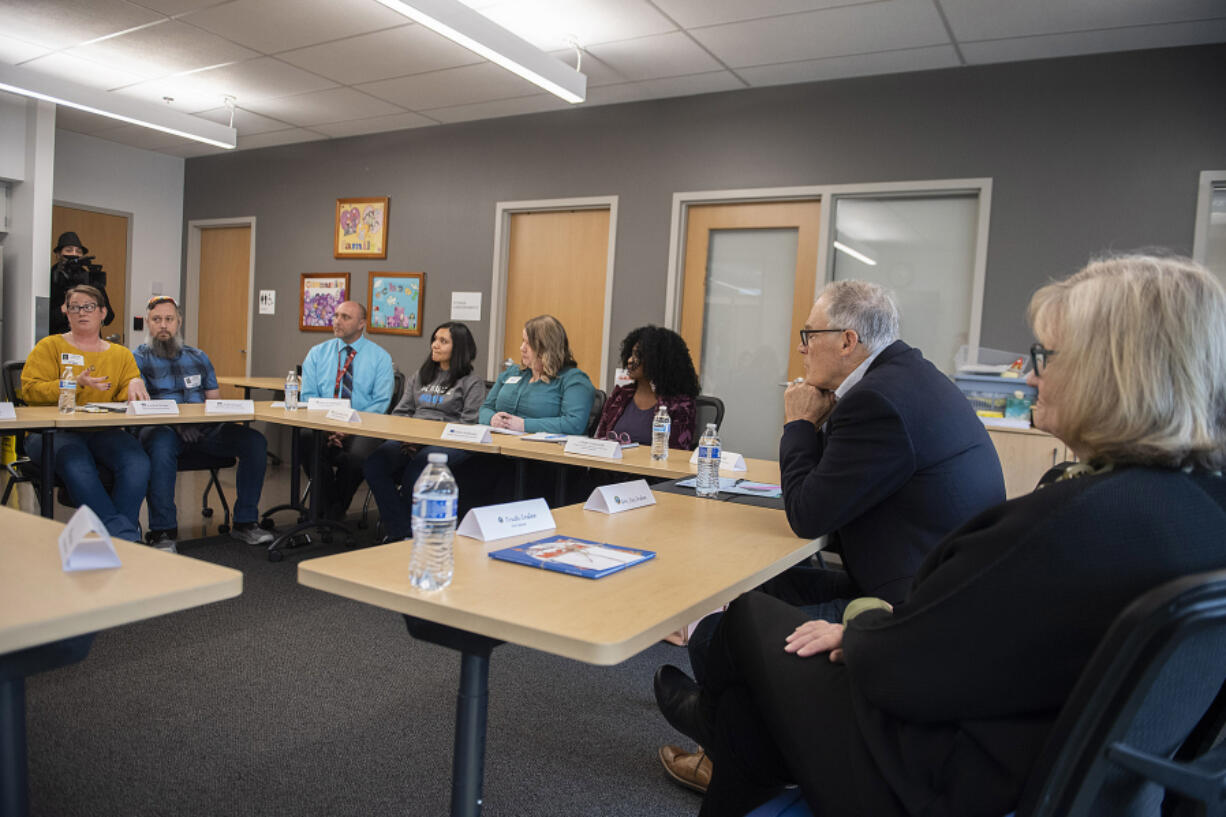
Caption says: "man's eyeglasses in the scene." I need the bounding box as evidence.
[1030,343,1058,375]
[66,303,99,314]
[799,328,845,348]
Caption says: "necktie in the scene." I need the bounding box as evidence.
[336,344,356,399]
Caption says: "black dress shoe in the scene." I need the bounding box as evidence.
[654,665,713,747]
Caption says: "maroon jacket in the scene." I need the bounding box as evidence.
[594,384,697,450]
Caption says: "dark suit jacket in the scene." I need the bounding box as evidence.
[779,339,1005,604]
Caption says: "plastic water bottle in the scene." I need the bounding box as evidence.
[284,369,300,410]
[651,404,670,461]
[695,422,721,498]
[410,452,458,591]
[58,365,76,414]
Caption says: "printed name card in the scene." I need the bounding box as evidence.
[563,436,623,460]
[584,479,656,514]
[307,397,351,411]
[0,402,15,420]
[58,505,122,572]
[205,399,254,414]
[457,498,555,542]
[127,399,180,416]
[441,423,493,443]
[325,406,360,423]
[688,449,748,472]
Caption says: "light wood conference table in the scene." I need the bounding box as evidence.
[299,491,814,816]
[215,375,286,398]
[0,506,242,817]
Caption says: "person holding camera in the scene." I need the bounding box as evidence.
[48,231,114,336]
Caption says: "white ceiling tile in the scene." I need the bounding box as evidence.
[19,51,149,90]
[961,19,1226,65]
[0,32,51,64]
[690,0,950,67]
[68,19,259,78]
[243,87,405,126]
[127,0,232,14]
[583,31,723,83]
[471,0,678,50]
[0,0,163,50]
[119,57,339,113]
[182,0,411,53]
[940,0,1226,42]
[739,45,960,86]
[424,93,569,123]
[194,104,295,134]
[652,0,880,29]
[236,127,327,150]
[359,62,541,110]
[276,24,481,85]
[54,106,127,134]
[620,70,746,100]
[310,111,437,137]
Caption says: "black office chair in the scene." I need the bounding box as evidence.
[357,368,407,529]
[695,394,725,434]
[1016,568,1226,817]
[586,388,607,437]
[1,360,34,506]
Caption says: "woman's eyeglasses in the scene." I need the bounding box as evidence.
[1029,343,1057,375]
[66,303,99,314]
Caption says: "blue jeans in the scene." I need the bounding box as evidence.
[140,423,269,531]
[363,442,473,541]
[27,429,150,542]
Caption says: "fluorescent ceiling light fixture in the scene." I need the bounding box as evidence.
[833,241,877,266]
[0,62,236,149]
[373,0,587,103]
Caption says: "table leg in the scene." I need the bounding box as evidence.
[38,429,53,520]
[260,425,307,527]
[403,617,503,817]
[266,427,350,561]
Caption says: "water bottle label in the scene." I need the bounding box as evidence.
[653,422,670,434]
[60,380,75,389]
[418,497,457,520]
[699,445,720,459]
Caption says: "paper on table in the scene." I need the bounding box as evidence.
[0,402,15,420]
[490,427,525,436]
[85,402,129,412]
[675,476,782,498]
[521,432,568,443]
[58,505,122,572]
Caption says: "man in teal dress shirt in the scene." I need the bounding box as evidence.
[300,300,394,519]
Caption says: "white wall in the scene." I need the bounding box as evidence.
[53,130,185,338]
[0,91,30,182]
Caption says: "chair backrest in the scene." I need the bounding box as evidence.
[1017,568,1226,817]
[586,388,606,437]
[695,394,725,433]
[3,359,26,406]
[388,369,406,415]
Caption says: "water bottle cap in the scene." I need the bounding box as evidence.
[706,422,717,431]
[427,452,448,464]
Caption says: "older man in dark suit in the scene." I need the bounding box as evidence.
[660,280,1006,793]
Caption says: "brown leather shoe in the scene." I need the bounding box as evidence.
[659,744,712,794]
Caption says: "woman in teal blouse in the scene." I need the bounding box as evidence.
[480,314,595,434]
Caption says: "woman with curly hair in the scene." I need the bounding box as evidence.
[595,325,701,450]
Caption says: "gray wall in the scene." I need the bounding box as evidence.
[183,44,1226,383]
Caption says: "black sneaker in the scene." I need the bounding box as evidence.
[146,529,178,554]
[230,523,274,545]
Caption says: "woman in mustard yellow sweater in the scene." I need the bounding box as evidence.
[22,285,151,542]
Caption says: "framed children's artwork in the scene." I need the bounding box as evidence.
[367,272,424,337]
[300,273,351,332]
[334,197,389,259]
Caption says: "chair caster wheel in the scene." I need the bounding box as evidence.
[202,508,213,518]
[218,524,229,534]
[260,518,276,531]
[268,550,284,563]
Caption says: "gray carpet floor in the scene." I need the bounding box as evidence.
[25,531,702,816]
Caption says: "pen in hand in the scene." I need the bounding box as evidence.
[779,377,805,387]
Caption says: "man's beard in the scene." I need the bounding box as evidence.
[148,333,181,359]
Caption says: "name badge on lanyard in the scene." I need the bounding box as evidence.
[184,374,202,389]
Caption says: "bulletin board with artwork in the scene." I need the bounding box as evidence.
[335,197,389,259]
[368,272,424,336]
[300,273,350,331]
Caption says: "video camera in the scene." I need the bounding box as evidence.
[58,253,105,279]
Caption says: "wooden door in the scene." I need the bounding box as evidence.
[51,205,128,344]
[197,226,251,399]
[680,201,821,382]
[503,209,610,387]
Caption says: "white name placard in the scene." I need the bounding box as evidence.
[58,505,122,572]
[441,423,493,443]
[325,406,360,423]
[689,449,748,472]
[0,402,15,420]
[205,399,254,414]
[127,399,180,416]
[307,397,351,411]
[457,498,555,542]
[564,436,623,460]
[584,479,656,515]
